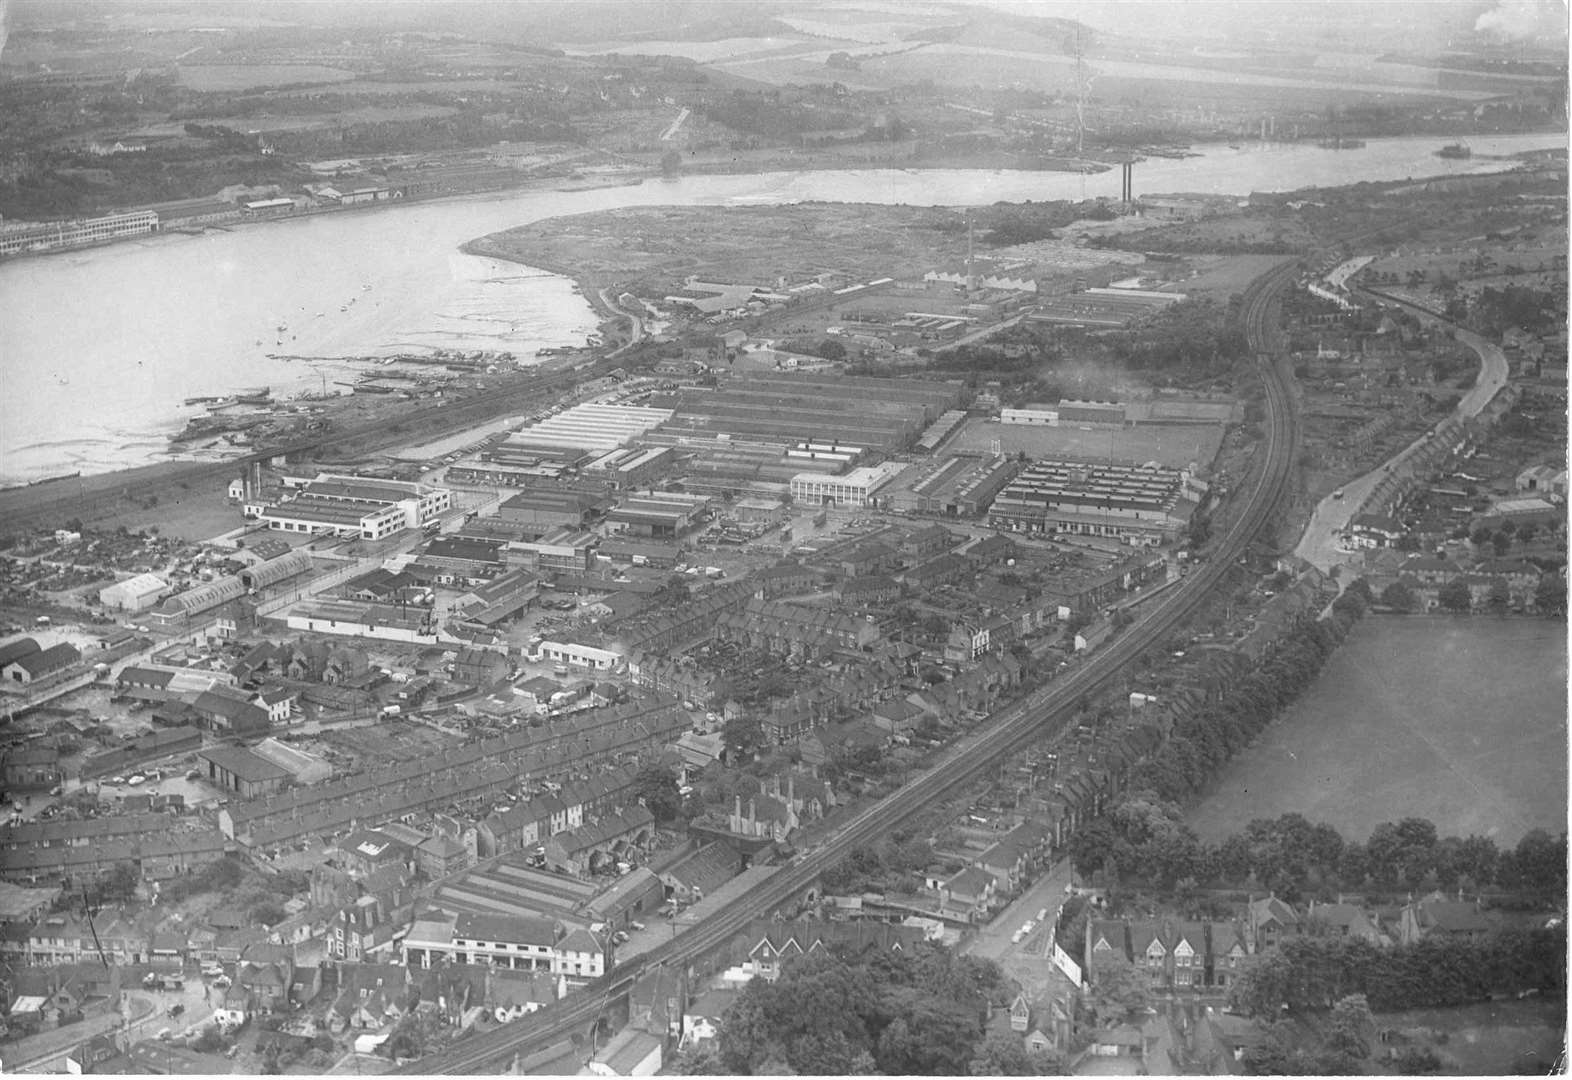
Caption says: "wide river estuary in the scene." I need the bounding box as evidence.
[0,133,1561,484]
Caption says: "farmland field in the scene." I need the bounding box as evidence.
[1187,615,1568,844]
[177,64,357,91]
[950,417,1224,470]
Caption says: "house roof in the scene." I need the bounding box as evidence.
[945,866,994,896]
[687,986,739,1020]
[1419,900,1491,933]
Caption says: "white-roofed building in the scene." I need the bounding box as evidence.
[99,573,169,612]
[503,404,674,453]
[789,461,909,508]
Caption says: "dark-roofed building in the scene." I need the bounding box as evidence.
[198,746,290,799]
[658,842,742,906]
[0,637,42,670]
[4,642,80,685]
[737,919,925,981]
[1398,897,1492,944]
[3,745,63,791]
[190,689,270,735]
[453,647,510,687]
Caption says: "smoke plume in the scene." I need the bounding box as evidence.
[1474,0,1565,42]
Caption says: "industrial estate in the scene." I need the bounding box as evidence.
[0,1,1566,1077]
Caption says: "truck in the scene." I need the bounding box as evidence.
[380,704,402,717]
[705,567,725,579]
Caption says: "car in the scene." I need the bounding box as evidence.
[630,921,646,932]
[157,1028,172,1041]
[212,975,231,989]
[127,775,145,786]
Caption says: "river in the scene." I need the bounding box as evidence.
[0,132,1561,485]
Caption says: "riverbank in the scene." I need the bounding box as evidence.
[5,134,1563,497]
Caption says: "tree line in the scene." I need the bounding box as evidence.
[1230,926,1566,1017]
[680,940,1059,1075]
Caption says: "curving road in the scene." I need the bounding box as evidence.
[1293,288,1509,573]
[399,260,1303,1075]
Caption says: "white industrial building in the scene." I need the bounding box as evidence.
[99,573,169,612]
[246,473,451,539]
[789,462,909,508]
[502,404,674,453]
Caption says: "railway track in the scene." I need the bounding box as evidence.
[404,259,1303,1074]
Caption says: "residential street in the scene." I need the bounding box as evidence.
[1294,309,1509,572]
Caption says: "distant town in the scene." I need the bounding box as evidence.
[0,0,1566,1077]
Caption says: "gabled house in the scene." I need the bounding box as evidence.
[1208,922,1249,989]
[1305,901,1382,944]
[1247,895,1300,952]
[1397,897,1492,945]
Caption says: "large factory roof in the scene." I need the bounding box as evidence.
[154,576,247,616]
[504,404,673,452]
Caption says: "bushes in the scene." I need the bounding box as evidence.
[1230,925,1566,1016]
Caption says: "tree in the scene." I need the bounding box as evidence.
[1485,578,1511,614]
[1437,579,1471,613]
[1380,580,1417,612]
[1326,994,1374,1063]
[1083,963,1151,1027]
[97,861,140,905]
[1534,573,1565,615]
[723,714,767,761]
[634,763,682,822]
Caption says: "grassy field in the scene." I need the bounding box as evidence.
[950,417,1224,470]
[1363,1000,1565,1074]
[177,64,357,91]
[1188,615,1568,845]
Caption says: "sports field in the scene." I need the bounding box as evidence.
[950,417,1223,470]
[1187,616,1568,845]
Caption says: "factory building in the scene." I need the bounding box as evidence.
[606,493,709,539]
[99,573,169,612]
[582,446,680,490]
[662,373,962,453]
[988,461,1197,545]
[790,462,909,508]
[497,488,611,534]
[885,454,1021,518]
[0,210,159,255]
[247,473,451,540]
[503,404,674,454]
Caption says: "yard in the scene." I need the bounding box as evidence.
[1187,615,1568,845]
[949,416,1224,470]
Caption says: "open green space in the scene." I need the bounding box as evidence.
[950,417,1223,470]
[176,64,359,91]
[1188,615,1568,845]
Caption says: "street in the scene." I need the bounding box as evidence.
[1294,307,1509,573]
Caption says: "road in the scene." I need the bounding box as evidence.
[398,259,1302,1075]
[1293,290,1509,572]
